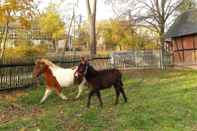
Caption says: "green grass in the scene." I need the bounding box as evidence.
[1,69,197,131]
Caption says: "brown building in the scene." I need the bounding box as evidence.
[166,9,197,65]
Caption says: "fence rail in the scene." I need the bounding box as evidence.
[0,50,172,90]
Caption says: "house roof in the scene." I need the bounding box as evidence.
[166,9,197,38]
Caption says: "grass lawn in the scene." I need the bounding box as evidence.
[1,69,197,131]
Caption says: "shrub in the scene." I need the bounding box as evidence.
[4,43,48,59]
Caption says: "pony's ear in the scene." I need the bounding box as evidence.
[84,57,88,61]
[80,57,86,63]
[72,66,77,70]
[35,59,41,64]
[35,59,45,67]
[81,57,89,64]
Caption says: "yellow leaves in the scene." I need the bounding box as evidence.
[1,0,22,11]
[19,128,26,131]
[19,17,31,29]
[4,42,48,59]
[0,90,28,102]
[0,0,35,28]
[52,27,65,39]
[0,11,7,24]
[7,0,18,10]
[97,19,157,50]
[98,19,133,49]
[38,8,65,40]
[5,95,17,102]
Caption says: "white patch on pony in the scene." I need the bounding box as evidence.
[40,89,52,104]
[74,72,78,77]
[59,93,68,100]
[76,79,86,99]
[49,65,86,99]
[49,66,77,87]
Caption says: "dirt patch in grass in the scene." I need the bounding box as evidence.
[0,90,43,125]
[0,90,28,102]
[0,103,42,124]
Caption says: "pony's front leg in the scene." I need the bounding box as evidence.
[75,79,86,99]
[54,83,68,100]
[40,88,52,104]
[87,90,96,108]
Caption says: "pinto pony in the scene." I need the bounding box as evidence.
[33,58,86,103]
[75,58,127,108]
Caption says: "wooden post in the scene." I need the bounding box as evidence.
[181,37,185,63]
[175,38,182,64]
[193,35,196,63]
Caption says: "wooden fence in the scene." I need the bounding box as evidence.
[0,57,112,91]
[0,63,34,90]
[0,51,172,90]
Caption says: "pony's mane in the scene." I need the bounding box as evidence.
[38,58,58,68]
[86,64,98,76]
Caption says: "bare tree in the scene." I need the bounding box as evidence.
[105,0,138,19]
[86,0,97,57]
[65,2,76,52]
[107,0,195,69]
[136,0,194,69]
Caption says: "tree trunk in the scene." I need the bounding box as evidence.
[89,14,96,57]
[66,16,74,50]
[63,8,75,55]
[159,30,165,70]
[86,0,97,58]
[118,44,122,50]
[0,26,6,48]
[52,39,56,51]
[0,21,9,59]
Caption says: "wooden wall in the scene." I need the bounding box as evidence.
[172,34,197,65]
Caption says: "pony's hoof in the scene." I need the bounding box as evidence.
[75,97,80,100]
[61,96,68,101]
[63,97,68,100]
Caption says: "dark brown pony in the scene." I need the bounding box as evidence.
[75,58,127,108]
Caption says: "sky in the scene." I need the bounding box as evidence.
[38,0,115,21]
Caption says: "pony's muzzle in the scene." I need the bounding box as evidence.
[74,72,78,77]
[74,71,81,78]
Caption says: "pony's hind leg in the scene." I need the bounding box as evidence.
[114,86,120,105]
[40,88,52,104]
[54,83,68,100]
[119,87,127,102]
[118,81,127,103]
